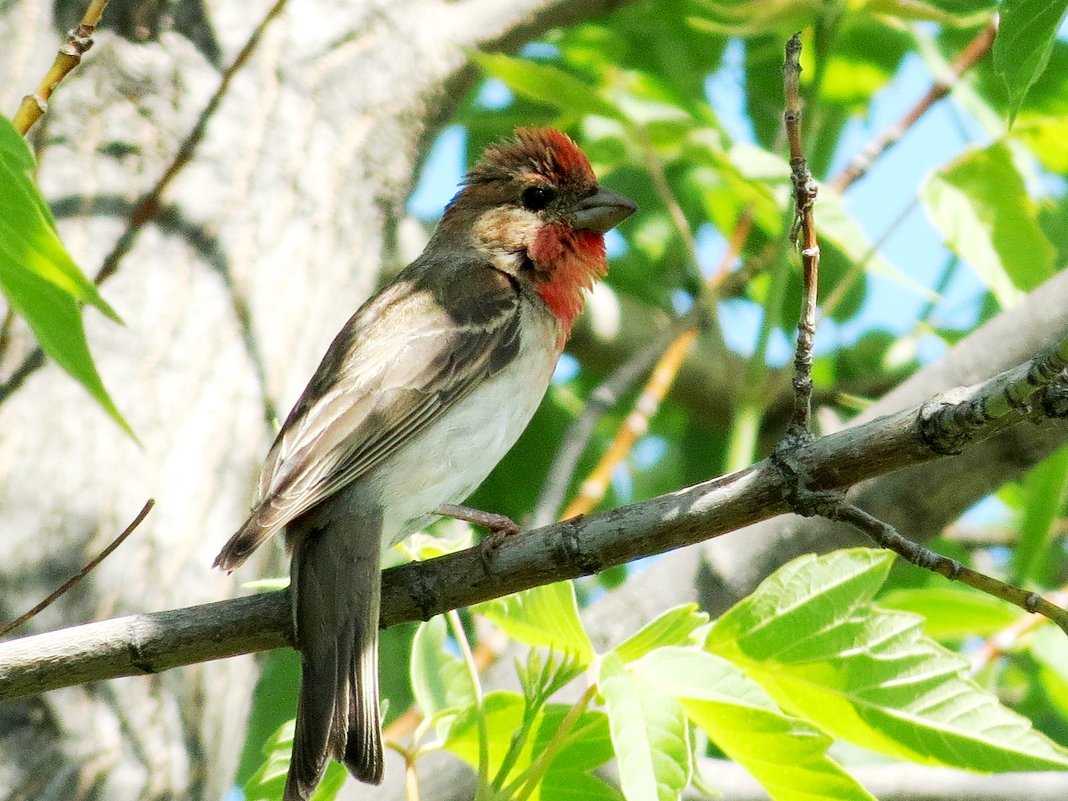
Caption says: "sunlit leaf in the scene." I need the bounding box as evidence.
[599,652,692,801]
[994,0,1068,123]
[634,648,875,801]
[709,549,1068,771]
[0,116,120,319]
[612,604,709,663]
[410,616,476,739]
[878,586,1021,641]
[243,721,347,801]
[471,52,624,121]
[0,116,132,435]
[1012,445,1068,585]
[1012,115,1068,172]
[1030,626,1068,720]
[445,692,615,799]
[475,581,595,666]
[920,141,1055,306]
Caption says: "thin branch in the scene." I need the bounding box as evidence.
[970,588,1068,673]
[782,32,820,439]
[2,357,1066,700]
[546,18,993,521]
[833,502,1068,634]
[11,0,109,134]
[0,499,154,637]
[772,31,1067,638]
[828,19,997,192]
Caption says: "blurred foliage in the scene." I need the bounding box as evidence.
[234,0,1068,798]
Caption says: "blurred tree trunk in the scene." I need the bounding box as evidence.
[0,1,632,799]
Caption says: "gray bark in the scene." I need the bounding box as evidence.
[0,1,632,799]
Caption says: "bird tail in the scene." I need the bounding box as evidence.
[283,501,384,801]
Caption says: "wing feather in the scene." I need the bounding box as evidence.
[214,260,521,570]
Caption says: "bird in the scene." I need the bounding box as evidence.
[213,127,636,800]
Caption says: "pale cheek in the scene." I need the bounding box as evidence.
[472,207,541,255]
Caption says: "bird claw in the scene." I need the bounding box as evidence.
[478,528,513,573]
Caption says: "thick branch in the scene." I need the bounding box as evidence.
[3,358,1065,700]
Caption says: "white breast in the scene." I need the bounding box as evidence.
[370,298,560,545]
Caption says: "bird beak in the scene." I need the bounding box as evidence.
[573,188,637,233]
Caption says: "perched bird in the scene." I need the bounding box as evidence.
[214,128,635,800]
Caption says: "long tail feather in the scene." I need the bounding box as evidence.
[283,491,384,801]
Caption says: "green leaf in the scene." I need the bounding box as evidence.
[920,141,1056,306]
[234,649,300,786]
[243,720,347,801]
[410,616,476,739]
[0,261,133,435]
[612,604,709,663]
[599,652,691,801]
[0,115,132,436]
[445,691,615,799]
[1030,626,1068,720]
[470,52,624,121]
[708,548,1068,771]
[536,706,621,801]
[0,116,120,319]
[994,0,1068,123]
[446,692,529,781]
[1012,445,1068,585]
[878,586,1021,641]
[475,582,594,666]
[633,648,875,801]
[1012,115,1068,172]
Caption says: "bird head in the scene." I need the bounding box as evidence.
[434,128,636,331]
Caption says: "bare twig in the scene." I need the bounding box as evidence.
[11,0,109,134]
[971,588,1068,673]
[829,20,997,192]
[0,0,290,402]
[547,18,995,522]
[832,503,1068,634]
[0,499,154,637]
[782,32,820,439]
[2,356,1066,700]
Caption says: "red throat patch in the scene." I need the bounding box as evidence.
[529,224,607,339]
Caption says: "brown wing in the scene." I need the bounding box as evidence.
[214,260,521,571]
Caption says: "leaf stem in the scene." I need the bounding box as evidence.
[447,610,489,799]
[504,683,597,801]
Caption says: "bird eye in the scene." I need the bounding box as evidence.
[521,185,557,211]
